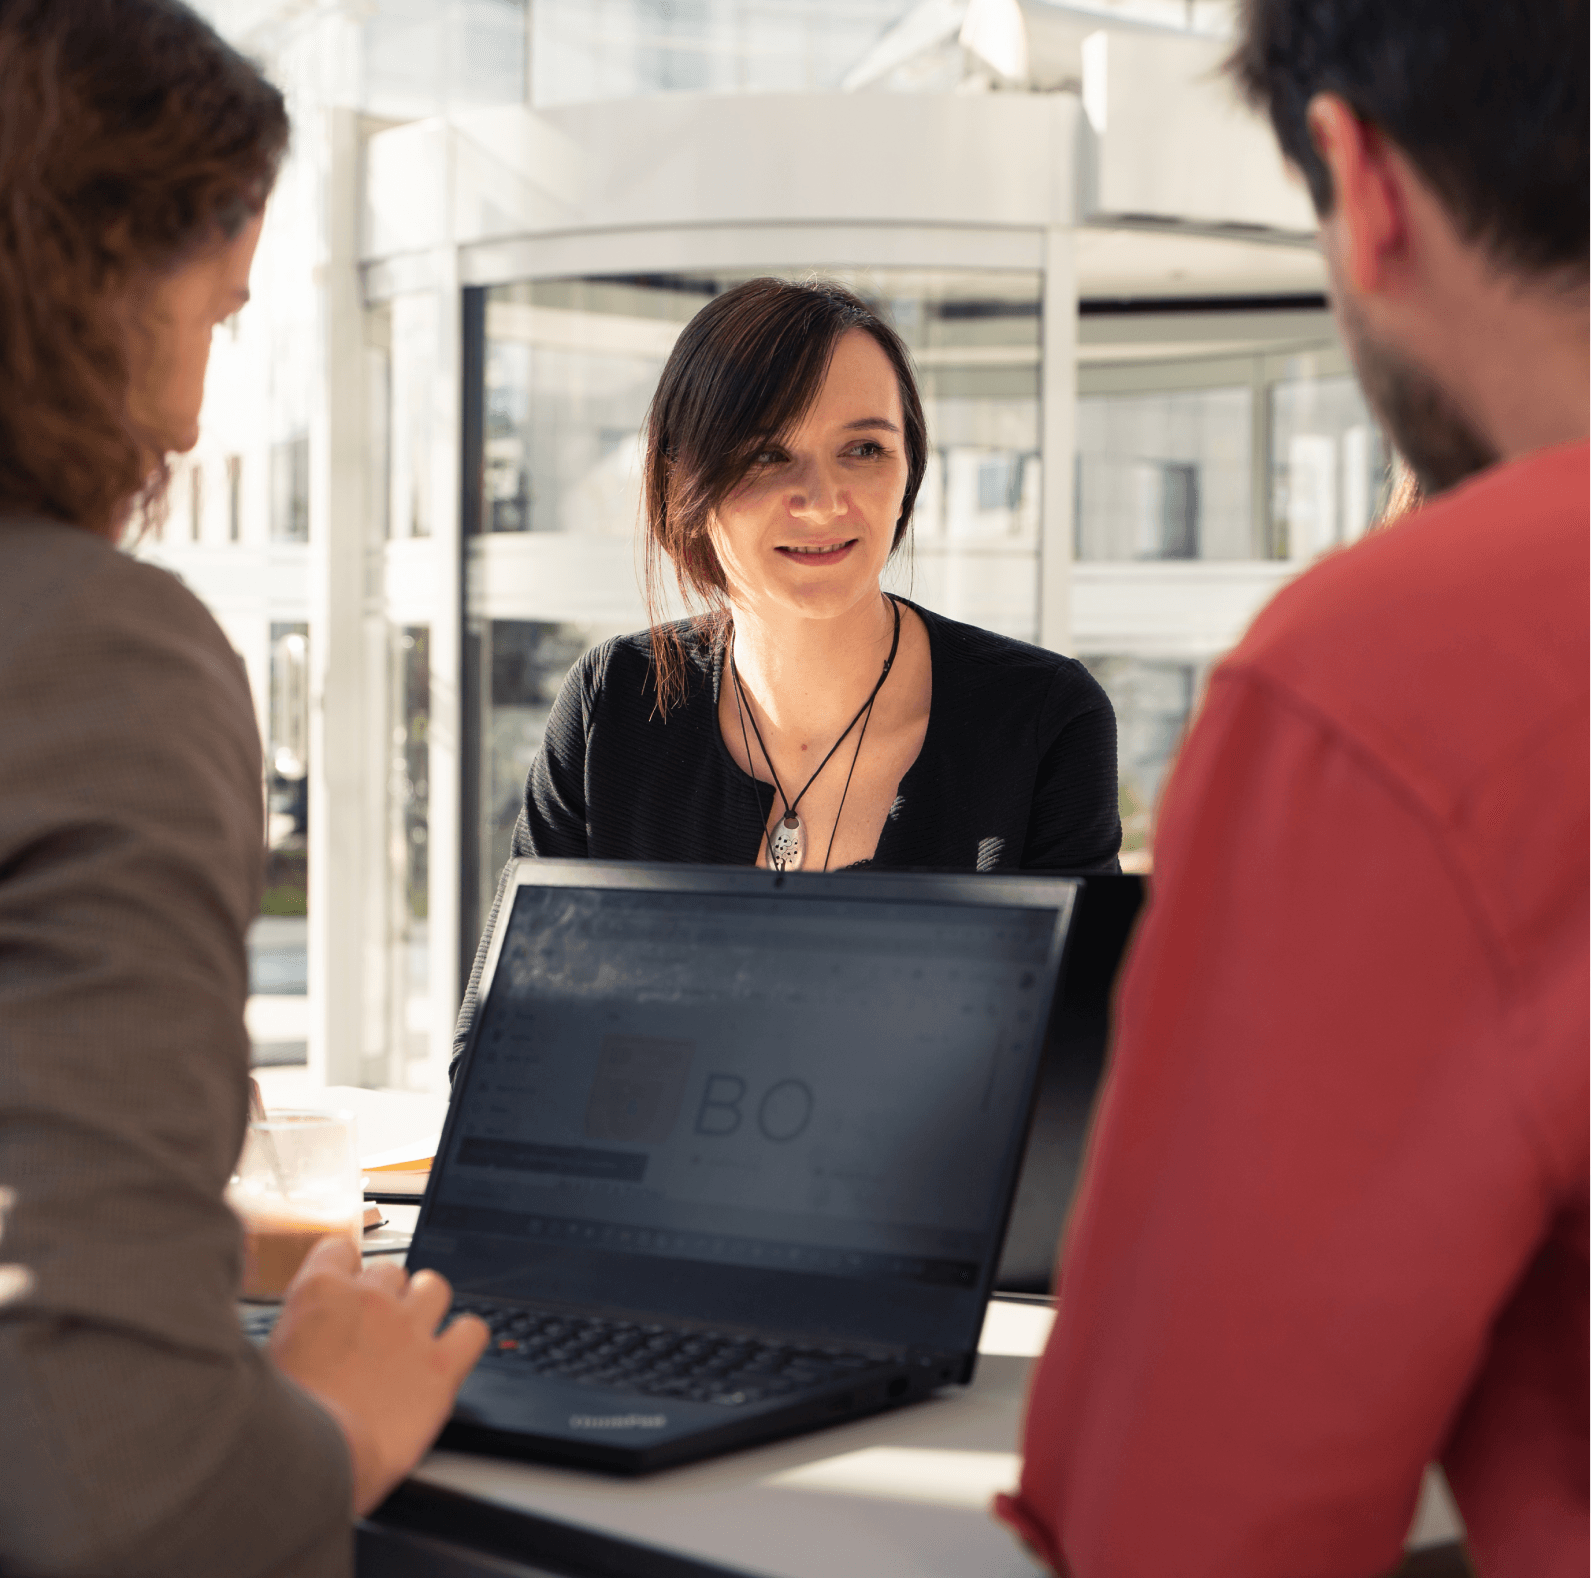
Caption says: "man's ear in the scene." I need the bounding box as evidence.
[1306,94,1408,297]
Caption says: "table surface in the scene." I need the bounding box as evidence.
[339,1100,1465,1577]
[395,1297,1462,1578]
[409,1302,1055,1578]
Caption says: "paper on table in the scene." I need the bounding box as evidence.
[363,1170,428,1198]
[361,1139,434,1172]
[361,1137,433,1200]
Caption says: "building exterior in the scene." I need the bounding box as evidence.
[146,0,1384,1094]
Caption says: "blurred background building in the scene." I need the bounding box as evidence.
[144,0,1387,1093]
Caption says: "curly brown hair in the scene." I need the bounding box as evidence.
[0,0,287,539]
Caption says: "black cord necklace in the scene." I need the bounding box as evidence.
[730,595,902,872]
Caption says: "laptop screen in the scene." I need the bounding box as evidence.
[411,868,1073,1354]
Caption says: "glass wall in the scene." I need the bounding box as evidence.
[1077,349,1386,565]
[251,622,310,1065]
[1270,363,1385,561]
[474,620,601,929]
[391,294,441,541]
[389,625,432,1078]
[269,436,309,542]
[1080,654,1202,857]
[467,266,1043,928]
[1076,325,1388,864]
[481,278,677,539]
[527,0,1234,107]
[467,289,1388,884]
[1076,385,1253,560]
[363,0,528,117]
[377,284,453,1091]
[531,0,916,106]
[265,623,310,909]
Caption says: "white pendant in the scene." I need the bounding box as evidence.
[767,812,805,870]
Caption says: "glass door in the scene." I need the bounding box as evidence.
[463,265,1045,933]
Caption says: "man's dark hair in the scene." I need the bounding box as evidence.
[1228,0,1587,278]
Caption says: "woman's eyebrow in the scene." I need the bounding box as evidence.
[841,417,900,434]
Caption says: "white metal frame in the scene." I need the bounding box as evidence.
[362,219,1077,1090]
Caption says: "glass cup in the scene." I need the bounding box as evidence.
[228,1110,362,1301]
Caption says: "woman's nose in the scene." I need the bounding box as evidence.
[785,458,842,520]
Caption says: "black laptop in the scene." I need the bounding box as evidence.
[995,874,1145,1294]
[409,860,1079,1472]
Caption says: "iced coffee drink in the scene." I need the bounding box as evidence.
[229,1110,362,1300]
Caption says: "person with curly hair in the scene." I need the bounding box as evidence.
[0,5,485,1575]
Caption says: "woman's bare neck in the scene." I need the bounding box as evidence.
[726,590,900,743]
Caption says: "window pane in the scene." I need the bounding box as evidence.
[468,267,1044,923]
[363,0,528,119]
[1081,654,1198,863]
[475,619,608,934]
[531,0,914,107]
[476,272,1042,638]
[389,625,431,1073]
[1270,371,1388,561]
[391,292,441,540]
[226,455,244,543]
[1076,386,1254,561]
[269,436,308,543]
[481,280,681,536]
[187,463,204,544]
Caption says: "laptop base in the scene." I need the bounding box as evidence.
[442,1360,950,1474]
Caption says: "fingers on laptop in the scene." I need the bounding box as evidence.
[402,1265,450,1318]
[437,1308,491,1374]
[281,1239,485,1359]
[396,1267,489,1363]
[359,1258,409,1297]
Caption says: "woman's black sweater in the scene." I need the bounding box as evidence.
[452,601,1121,1073]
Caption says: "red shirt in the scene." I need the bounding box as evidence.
[1000,441,1589,1578]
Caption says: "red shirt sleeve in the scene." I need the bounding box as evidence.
[999,666,1564,1577]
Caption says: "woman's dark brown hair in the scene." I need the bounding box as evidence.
[642,277,929,712]
[0,0,288,539]
[1373,456,1424,531]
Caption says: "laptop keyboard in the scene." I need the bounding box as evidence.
[239,1301,892,1409]
[457,1303,888,1408]
[239,1304,282,1343]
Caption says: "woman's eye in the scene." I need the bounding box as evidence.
[848,441,885,459]
[751,449,784,466]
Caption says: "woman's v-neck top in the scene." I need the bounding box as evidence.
[453,600,1121,1073]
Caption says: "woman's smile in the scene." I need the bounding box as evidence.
[776,537,859,565]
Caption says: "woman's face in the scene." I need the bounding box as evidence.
[709,327,911,624]
[126,212,264,456]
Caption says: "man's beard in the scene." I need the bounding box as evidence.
[1336,292,1499,496]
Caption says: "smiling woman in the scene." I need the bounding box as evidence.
[456,278,1122,1075]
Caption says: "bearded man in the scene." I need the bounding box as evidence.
[1000,3,1588,1576]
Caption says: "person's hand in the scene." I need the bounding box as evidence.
[268,1237,489,1515]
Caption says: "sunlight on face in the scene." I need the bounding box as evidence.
[708,328,910,623]
[126,212,264,457]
